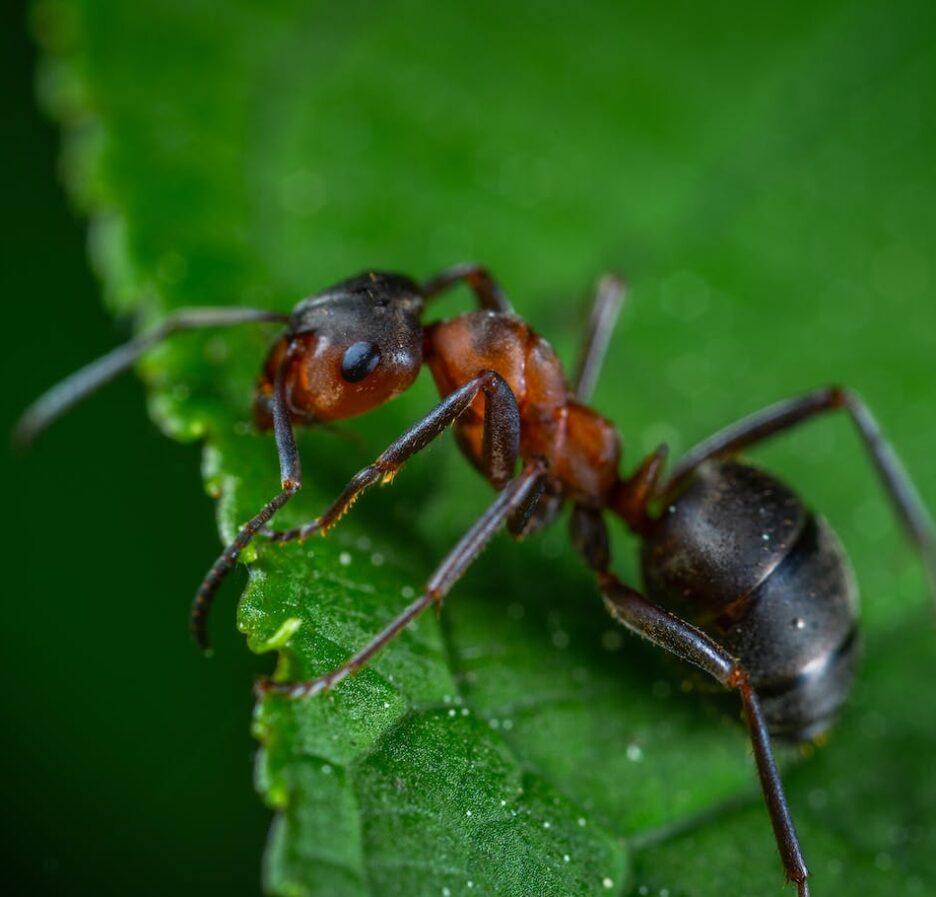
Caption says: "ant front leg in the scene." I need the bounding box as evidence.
[421,263,513,313]
[599,571,810,897]
[662,386,936,609]
[262,369,521,545]
[191,344,302,651]
[258,458,547,698]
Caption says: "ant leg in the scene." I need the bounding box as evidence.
[599,571,810,897]
[508,490,562,538]
[258,458,547,698]
[421,263,513,313]
[662,386,936,608]
[13,307,288,446]
[611,443,669,533]
[569,505,611,571]
[263,369,520,543]
[191,347,301,651]
[575,503,808,889]
[572,274,629,403]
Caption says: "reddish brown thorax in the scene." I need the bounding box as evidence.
[254,271,623,512]
[425,310,620,507]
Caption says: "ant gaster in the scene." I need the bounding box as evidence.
[17,264,936,897]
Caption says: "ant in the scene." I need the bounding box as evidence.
[16,264,936,897]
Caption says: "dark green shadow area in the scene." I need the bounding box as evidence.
[1,11,268,897]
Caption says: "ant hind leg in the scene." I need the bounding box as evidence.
[600,572,810,897]
[570,505,809,893]
[662,386,936,610]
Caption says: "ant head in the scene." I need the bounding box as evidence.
[255,272,425,426]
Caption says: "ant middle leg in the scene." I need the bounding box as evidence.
[572,274,628,403]
[661,386,936,606]
[508,489,563,538]
[198,369,519,647]
[599,571,810,897]
[258,458,548,698]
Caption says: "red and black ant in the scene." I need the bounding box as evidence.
[16,264,936,896]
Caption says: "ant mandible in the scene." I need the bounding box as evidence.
[16,264,936,897]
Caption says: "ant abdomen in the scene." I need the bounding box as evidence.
[642,459,860,740]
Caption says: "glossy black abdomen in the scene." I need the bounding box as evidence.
[641,460,860,741]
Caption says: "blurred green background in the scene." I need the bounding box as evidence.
[2,9,268,896]
[2,1,935,895]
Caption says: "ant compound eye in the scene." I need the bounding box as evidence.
[340,341,381,382]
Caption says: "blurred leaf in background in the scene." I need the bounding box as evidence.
[3,1,935,896]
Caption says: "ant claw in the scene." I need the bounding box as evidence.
[254,678,272,698]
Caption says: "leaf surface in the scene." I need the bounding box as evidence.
[37,0,936,894]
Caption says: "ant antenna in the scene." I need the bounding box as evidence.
[14,307,288,447]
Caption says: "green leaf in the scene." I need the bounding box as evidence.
[35,1,936,895]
